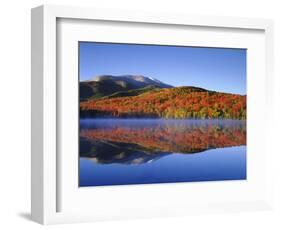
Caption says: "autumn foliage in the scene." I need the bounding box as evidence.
[80,86,246,119]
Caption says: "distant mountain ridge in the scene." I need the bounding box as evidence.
[87,75,172,88]
[80,75,173,101]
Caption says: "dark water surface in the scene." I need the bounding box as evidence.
[79,119,246,186]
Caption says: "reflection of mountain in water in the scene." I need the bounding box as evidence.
[80,138,170,164]
[80,119,246,165]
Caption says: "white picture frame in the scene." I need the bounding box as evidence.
[31,5,274,225]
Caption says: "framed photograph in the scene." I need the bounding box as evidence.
[31,5,274,225]
[78,42,248,187]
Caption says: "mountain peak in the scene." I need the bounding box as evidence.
[90,74,169,85]
[88,74,173,88]
[80,75,173,101]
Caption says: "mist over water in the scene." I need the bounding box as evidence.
[79,119,246,186]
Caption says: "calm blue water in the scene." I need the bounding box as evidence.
[79,119,246,187]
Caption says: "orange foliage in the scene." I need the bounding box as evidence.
[80,87,246,119]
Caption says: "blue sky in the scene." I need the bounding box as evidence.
[79,42,246,95]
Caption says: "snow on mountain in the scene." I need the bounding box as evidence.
[89,75,173,88]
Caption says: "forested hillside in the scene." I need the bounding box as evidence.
[80,86,246,119]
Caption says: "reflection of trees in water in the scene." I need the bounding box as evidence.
[81,122,246,153]
[80,120,246,164]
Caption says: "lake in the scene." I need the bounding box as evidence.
[79,119,246,187]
